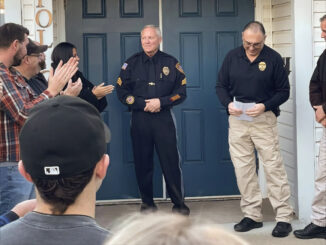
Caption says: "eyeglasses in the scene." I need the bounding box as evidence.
[243,40,264,49]
[28,53,43,58]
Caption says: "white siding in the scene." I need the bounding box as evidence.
[261,0,297,211]
[255,0,297,212]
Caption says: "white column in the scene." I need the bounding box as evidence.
[293,0,315,222]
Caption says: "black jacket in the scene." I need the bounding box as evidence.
[310,49,326,112]
[71,70,107,112]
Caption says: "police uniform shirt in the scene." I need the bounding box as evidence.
[216,45,290,116]
[116,51,187,111]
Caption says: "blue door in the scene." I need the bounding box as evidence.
[65,0,254,200]
[162,0,254,196]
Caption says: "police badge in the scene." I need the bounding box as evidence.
[258,61,266,71]
[162,66,170,76]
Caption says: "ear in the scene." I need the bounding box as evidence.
[11,39,20,52]
[18,161,33,183]
[22,55,30,64]
[94,154,110,180]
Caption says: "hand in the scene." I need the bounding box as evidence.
[245,103,265,117]
[47,58,79,96]
[61,78,83,97]
[11,199,36,217]
[92,83,114,99]
[228,102,242,116]
[144,98,161,113]
[313,105,326,123]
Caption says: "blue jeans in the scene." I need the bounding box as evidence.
[0,164,35,214]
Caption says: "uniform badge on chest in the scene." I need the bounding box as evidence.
[258,61,266,71]
[162,66,170,76]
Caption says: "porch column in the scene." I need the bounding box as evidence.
[293,0,315,222]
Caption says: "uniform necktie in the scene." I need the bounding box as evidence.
[148,58,156,98]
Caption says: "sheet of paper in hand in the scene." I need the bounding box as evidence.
[233,99,256,122]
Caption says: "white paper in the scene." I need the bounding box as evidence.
[233,99,256,121]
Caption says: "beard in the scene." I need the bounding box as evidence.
[12,51,23,66]
[39,60,46,70]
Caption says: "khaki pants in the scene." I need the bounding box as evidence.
[229,111,293,222]
[311,128,326,227]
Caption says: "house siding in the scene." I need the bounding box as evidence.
[270,0,297,211]
[256,0,297,211]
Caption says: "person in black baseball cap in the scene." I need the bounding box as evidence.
[13,38,49,95]
[13,38,82,97]
[0,96,111,245]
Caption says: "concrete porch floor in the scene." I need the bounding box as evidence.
[95,199,326,245]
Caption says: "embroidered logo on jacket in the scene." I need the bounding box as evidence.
[258,61,266,71]
[126,95,135,105]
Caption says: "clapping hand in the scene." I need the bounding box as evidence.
[92,83,114,99]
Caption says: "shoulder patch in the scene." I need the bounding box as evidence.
[176,63,184,74]
[121,63,128,70]
[126,95,135,105]
[170,94,181,102]
[181,78,187,85]
[117,77,122,86]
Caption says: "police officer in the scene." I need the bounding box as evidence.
[216,21,293,237]
[116,25,189,215]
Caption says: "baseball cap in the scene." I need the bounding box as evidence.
[26,38,48,55]
[19,96,111,179]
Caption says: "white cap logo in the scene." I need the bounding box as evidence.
[44,166,60,175]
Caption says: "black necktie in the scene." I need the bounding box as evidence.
[148,58,156,98]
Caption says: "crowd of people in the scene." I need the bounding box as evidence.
[0,16,325,245]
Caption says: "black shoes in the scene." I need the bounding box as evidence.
[140,203,158,213]
[272,222,292,237]
[234,218,292,237]
[294,223,326,239]
[234,217,263,232]
[172,204,190,216]
[140,203,190,216]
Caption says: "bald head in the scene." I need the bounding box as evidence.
[242,21,266,35]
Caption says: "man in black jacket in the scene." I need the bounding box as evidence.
[294,15,326,240]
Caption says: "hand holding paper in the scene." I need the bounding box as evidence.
[233,99,256,121]
[245,103,265,117]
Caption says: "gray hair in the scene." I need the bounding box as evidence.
[320,14,326,22]
[141,25,162,38]
[105,212,249,245]
[242,21,266,35]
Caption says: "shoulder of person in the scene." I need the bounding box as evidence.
[263,45,283,60]
[126,52,143,63]
[318,49,326,61]
[158,51,180,65]
[219,46,241,63]
[120,52,143,71]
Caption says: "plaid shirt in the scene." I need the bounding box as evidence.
[0,63,52,162]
